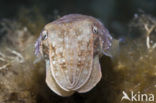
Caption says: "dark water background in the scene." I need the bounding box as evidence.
[0,0,156,37]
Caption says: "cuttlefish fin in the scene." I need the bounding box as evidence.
[77,56,102,93]
[45,60,74,96]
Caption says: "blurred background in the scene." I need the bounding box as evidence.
[0,0,156,37]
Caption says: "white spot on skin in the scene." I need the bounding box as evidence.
[50,32,57,39]
[64,70,68,73]
[58,58,66,63]
[56,47,63,54]
[62,59,65,62]
[53,61,56,64]
[78,35,82,41]
[52,41,56,47]
[78,58,81,61]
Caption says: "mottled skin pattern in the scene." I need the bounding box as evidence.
[35,14,112,96]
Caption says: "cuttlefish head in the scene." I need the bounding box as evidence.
[35,14,113,59]
[34,14,113,97]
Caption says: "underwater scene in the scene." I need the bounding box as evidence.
[0,0,156,103]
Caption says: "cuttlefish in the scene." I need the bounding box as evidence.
[35,14,112,96]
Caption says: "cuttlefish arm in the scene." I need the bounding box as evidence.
[45,60,74,96]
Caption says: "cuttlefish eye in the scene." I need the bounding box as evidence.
[42,30,48,40]
[93,26,98,34]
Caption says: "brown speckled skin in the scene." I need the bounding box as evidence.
[35,14,112,96]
